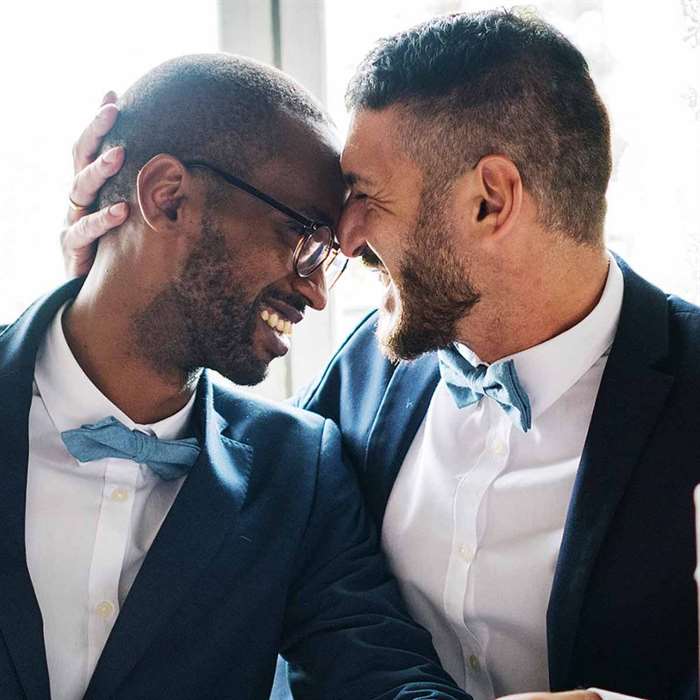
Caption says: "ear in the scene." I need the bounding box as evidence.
[472,155,523,240]
[136,154,190,232]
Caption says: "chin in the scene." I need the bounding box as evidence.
[211,353,269,387]
[377,299,458,363]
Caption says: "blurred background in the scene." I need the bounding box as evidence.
[0,0,698,399]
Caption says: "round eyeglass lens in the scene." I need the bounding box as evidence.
[296,226,332,276]
[324,252,349,289]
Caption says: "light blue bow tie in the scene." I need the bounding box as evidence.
[437,344,532,432]
[61,416,202,480]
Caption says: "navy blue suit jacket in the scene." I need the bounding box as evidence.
[296,257,700,699]
[0,280,469,700]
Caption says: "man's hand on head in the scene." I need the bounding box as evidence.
[498,692,602,700]
[61,90,128,278]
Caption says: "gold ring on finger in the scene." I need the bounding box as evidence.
[68,195,91,213]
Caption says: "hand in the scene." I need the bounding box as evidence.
[498,692,601,700]
[61,90,128,278]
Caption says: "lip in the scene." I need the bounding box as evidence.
[258,315,290,358]
[263,298,304,325]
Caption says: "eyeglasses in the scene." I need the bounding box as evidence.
[184,160,348,288]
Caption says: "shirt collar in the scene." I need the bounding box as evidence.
[34,301,197,439]
[455,253,624,420]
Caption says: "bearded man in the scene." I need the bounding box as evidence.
[62,9,700,700]
[0,53,470,700]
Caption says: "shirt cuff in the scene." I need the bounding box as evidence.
[589,688,648,700]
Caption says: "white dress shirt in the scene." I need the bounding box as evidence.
[382,256,642,700]
[25,302,196,700]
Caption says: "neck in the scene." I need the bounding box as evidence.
[456,242,610,364]
[63,265,198,425]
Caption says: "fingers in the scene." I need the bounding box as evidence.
[72,99,120,173]
[67,145,125,218]
[61,202,129,277]
[65,202,129,249]
[100,90,118,106]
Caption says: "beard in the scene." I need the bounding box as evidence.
[133,216,268,386]
[376,188,481,362]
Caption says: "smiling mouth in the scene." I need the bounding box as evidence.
[260,308,294,336]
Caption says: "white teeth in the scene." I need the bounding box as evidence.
[260,308,294,336]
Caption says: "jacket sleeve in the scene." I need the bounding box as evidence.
[279,419,470,700]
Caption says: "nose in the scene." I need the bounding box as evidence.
[292,266,328,311]
[337,204,367,259]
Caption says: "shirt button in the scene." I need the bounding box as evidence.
[491,439,506,456]
[111,488,129,502]
[469,654,480,672]
[458,544,473,562]
[95,601,115,619]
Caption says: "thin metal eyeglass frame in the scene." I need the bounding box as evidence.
[184,160,345,281]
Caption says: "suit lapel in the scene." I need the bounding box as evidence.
[84,372,253,700]
[0,279,84,700]
[547,260,674,688]
[364,353,440,529]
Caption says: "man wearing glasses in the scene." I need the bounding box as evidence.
[63,10,700,700]
[0,54,469,700]
[184,159,347,289]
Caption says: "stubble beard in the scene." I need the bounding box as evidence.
[133,217,268,387]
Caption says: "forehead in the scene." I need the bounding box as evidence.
[341,107,422,191]
[252,117,345,224]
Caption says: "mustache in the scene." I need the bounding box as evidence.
[360,245,385,271]
[263,289,307,314]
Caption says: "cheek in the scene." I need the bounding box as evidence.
[371,222,409,275]
[234,236,293,287]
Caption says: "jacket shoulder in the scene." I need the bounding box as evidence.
[211,375,327,441]
[296,310,396,416]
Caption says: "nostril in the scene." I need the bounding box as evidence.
[359,245,382,267]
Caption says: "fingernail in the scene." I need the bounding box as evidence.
[103,146,122,164]
[102,90,117,104]
[109,202,128,217]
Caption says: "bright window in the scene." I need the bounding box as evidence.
[0,0,219,322]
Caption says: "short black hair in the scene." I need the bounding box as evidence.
[346,9,612,245]
[98,53,329,208]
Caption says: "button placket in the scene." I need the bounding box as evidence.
[444,400,510,694]
[86,459,138,675]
